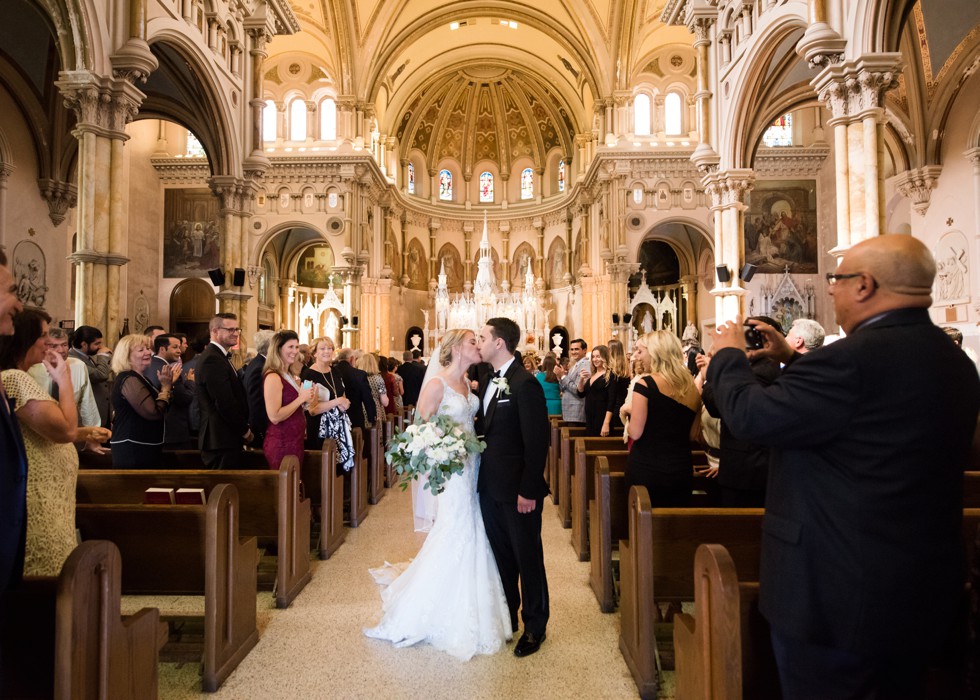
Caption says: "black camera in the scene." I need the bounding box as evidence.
[744,324,765,350]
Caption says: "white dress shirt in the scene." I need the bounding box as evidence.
[483,356,516,414]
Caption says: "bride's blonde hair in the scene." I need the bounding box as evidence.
[438,329,473,366]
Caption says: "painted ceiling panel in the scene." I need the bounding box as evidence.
[918,0,980,78]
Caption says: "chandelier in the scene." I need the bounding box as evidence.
[428,212,546,353]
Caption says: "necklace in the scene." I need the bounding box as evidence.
[313,365,339,398]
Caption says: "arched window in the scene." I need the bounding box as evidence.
[558,160,566,192]
[479,171,494,203]
[664,92,683,136]
[520,168,533,200]
[320,98,337,141]
[439,169,453,201]
[185,132,206,157]
[407,163,416,195]
[633,94,652,136]
[262,100,277,144]
[289,98,307,141]
[762,113,794,147]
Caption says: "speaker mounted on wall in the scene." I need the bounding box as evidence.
[207,268,226,286]
[715,265,731,284]
[232,268,246,287]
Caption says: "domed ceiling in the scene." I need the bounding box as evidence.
[395,66,576,172]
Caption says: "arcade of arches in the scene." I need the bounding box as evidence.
[1,1,978,357]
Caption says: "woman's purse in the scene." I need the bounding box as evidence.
[319,406,354,474]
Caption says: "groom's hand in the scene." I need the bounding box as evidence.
[517,495,535,514]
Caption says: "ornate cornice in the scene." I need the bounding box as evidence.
[755,145,831,178]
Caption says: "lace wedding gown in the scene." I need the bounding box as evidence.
[364,379,512,660]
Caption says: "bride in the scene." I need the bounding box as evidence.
[364,329,512,660]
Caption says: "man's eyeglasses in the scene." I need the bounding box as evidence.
[826,272,879,289]
[220,327,242,333]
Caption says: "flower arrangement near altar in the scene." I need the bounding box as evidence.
[385,414,486,495]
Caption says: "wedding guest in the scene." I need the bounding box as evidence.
[537,355,562,416]
[28,327,101,428]
[606,338,631,432]
[300,336,351,451]
[555,338,588,425]
[356,352,388,425]
[625,331,701,506]
[143,333,192,448]
[0,251,28,591]
[196,313,251,469]
[109,334,179,468]
[1,309,103,576]
[334,348,376,431]
[579,344,616,437]
[263,330,315,470]
[381,356,403,415]
[243,329,275,448]
[397,349,425,406]
[69,325,112,428]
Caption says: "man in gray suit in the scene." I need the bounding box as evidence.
[68,325,112,428]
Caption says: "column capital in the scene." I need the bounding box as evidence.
[208,175,252,214]
[894,165,943,216]
[812,54,903,122]
[686,10,715,46]
[36,178,77,226]
[703,169,754,208]
[56,71,147,138]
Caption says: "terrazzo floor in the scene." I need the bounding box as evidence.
[138,484,647,699]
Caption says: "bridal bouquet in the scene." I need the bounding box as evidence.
[385,414,486,495]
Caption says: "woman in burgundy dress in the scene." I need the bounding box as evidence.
[263,330,316,470]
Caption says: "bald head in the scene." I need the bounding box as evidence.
[846,235,935,303]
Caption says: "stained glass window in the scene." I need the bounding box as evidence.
[262,100,277,143]
[634,93,651,136]
[320,98,336,141]
[289,98,306,141]
[185,133,205,158]
[664,92,682,135]
[520,168,533,200]
[479,172,494,202]
[762,113,794,147]
[558,160,566,192]
[439,169,452,201]
[407,163,415,195]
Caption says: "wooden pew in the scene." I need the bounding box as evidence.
[548,416,568,496]
[673,544,778,700]
[348,427,370,527]
[618,486,764,700]
[571,439,629,560]
[557,426,588,527]
[75,484,258,692]
[79,449,269,470]
[382,414,397,487]
[76,456,311,609]
[367,423,385,505]
[0,540,165,700]
[301,440,345,560]
[590,456,630,612]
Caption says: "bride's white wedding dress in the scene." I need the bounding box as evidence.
[364,378,512,660]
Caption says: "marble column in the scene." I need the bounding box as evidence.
[210,177,253,356]
[812,55,901,257]
[689,13,720,172]
[704,169,754,321]
[57,72,145,340]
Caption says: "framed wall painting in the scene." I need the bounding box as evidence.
[744,180,818,274]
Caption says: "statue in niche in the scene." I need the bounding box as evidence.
[936,246,968,302]
[552,332,564,356]
[641,310,653,334]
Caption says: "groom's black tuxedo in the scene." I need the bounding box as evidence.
[476,358,550,637]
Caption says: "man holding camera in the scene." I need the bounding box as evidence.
[707,235,979,699]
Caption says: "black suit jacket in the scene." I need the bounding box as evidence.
[143,355,192,444]
[333,361,375,428]
[397,361,426,407]
[0,388,28,590]
[195,343,249,452]
[476,359,550,502]
[243,353,268,444]
[707,308,980,655]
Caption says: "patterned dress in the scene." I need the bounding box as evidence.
[263,373,306,470]
[1,369,79,576]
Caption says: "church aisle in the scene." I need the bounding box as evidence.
[158,483,639,699]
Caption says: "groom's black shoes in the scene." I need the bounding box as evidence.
[514,631,545,657]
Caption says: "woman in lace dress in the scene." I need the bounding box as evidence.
[364,329,512,660]
[0,309,107,576]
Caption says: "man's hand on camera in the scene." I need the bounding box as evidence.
[745,318,795,364]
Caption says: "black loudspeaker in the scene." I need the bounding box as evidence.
[341,316,349,326]
[716,265,731,283]
[739,263,757,283]
[207,268,225,286]
[623,313,632,323]
[233,268,246,286]
[351,316,358,327]
[612,313,620,324]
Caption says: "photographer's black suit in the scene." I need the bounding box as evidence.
[476,358,550,636]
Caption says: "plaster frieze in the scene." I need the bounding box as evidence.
[56,71,146,138]
[754,145,831,178]
[894,165,943,216]
[812,55,903,122]
[37,178,77,226]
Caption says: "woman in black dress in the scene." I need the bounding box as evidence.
[624,331,702,506]
[300,336,352,451]
[579,344,616,436]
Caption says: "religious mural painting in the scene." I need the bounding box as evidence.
[163,188,222,278]
[296,244,336,288]
[436,243,464,293]
[510,242,536,285]
[545,237,567,289]
[406,238,429,291]
[744,180,818,274]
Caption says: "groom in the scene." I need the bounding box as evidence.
[476,317,551,657]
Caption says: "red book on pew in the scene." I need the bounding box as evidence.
[175,488,206,505]
[144,487,175,505]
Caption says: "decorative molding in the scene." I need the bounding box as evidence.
[894,165,943,216]
[755,145,831,178]
[36,179,77,226]
[55,71,146,138]
[68,249,130,266]
[812,55,903,122]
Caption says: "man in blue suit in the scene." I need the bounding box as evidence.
[0,250,27,591]
[708,235,980,699]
